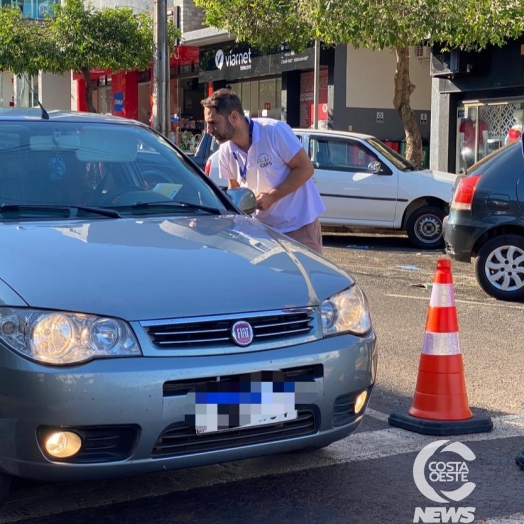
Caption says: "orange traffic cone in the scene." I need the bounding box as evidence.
[389,259,493,435]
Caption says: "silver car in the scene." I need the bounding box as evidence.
[0,109,377,505]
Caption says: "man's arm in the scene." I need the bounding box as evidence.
[256,148,314,211]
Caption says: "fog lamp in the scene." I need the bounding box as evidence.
[354,390,368,414]
[45,431,82,458]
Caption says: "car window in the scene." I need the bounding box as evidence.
[366,137,417,171]
[0,121,228,218]
[309,137,380,170]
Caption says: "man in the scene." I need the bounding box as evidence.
[201,89,326,254]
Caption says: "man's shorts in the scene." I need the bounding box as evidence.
[284,217,323,255]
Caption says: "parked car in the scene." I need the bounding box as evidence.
[444,141,524,301]
[0,108,377,505]
[204,128,457,249]
[191,131,219,168]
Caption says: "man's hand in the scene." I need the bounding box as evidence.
[256,190,278,211]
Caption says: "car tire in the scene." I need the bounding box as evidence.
[406,206,446,250]
[474,234,524,301]
[0,472,11,506]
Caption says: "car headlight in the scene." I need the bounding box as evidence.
[320,285,371,336]
[0,308,141,365]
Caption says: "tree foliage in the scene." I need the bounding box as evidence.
[194,0,524,165]
[0,7,53,76]
[0,0,180,112]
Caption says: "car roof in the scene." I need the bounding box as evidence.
[292,128,374,140]
[0,107,142,126]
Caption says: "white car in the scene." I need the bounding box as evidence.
[204,129,457,249]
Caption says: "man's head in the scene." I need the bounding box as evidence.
[201,89,246,144]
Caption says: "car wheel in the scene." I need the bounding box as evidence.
[406,206,446,249]
[474,235,524,301]
[0,472,11,506]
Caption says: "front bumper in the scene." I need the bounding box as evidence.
[0,332,377,482]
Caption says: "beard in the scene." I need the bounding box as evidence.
[213,117,235,143]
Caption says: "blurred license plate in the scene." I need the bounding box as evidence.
[186,371,298,435]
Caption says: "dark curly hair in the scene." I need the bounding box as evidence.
[201,88,244,117]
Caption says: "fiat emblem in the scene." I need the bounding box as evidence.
[231,321,253,347]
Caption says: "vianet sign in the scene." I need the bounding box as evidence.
[215,49,252,71]
[200,46,315,82]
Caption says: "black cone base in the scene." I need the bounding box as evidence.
[388,411,493,436]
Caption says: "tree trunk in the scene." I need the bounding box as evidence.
[81,67,97,113]
[393,44,423,167]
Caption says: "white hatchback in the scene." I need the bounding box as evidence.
[205,129,457,249]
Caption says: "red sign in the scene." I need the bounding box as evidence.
[299,67,328,128]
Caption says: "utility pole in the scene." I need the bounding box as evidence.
[153,0,170,137]
[313,40,320,130]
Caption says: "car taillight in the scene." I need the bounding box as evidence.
[204,158,211,176]
[451,174,481,211]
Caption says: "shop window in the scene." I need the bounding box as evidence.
[456,101,524,172]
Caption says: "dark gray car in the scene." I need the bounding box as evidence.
[444,141,524,301]
[0,109,377,505]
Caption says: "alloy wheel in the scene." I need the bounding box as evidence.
[483,244,524,291]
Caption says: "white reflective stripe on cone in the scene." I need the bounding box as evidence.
[429,283,456,308]
[422,332,461,355]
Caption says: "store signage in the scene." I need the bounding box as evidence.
[200,45,315,82]
[113,92,124,113]
[215,49,252,71]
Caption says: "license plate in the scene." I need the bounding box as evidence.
[186,371,299,435]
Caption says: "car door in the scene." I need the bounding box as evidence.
[307,135,399,225]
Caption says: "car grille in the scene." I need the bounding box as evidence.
[151,408,318,458]
[141,308,319,355]
[163,364,323,397]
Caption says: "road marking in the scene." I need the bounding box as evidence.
[386,294,524,310]
[2,413,524,523]
[480,514,524,524]
[365,407,390,422]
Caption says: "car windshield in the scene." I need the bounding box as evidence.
[0,120,229,219]
[366,137,418,171]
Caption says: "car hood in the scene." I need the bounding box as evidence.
[0,216,352,321]
[408,168,457,184]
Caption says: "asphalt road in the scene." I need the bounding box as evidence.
[2,232,524,524]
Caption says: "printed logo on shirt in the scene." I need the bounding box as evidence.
[257,153,273,168]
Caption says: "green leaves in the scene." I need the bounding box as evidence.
[0,0,181,77]
[194,0,524,53]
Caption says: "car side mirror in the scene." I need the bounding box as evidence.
[226,187,257,215]
[368,161,381,173]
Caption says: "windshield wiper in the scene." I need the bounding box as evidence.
[124,201,222,215]
[0,204,120,218]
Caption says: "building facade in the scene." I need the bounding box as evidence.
[430,37,524,173]
[3,0,433,162]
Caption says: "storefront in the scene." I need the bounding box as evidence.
[430,37,524,173]
[72,46,200,147]
[198,41,334,128]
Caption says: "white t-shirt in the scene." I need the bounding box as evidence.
[218,118,326,234]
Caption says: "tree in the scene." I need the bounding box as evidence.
[0,7,53,77]
[0,0,180,112]
[194,0,524,166]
